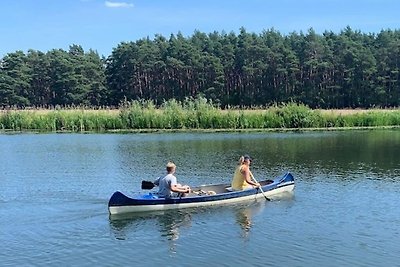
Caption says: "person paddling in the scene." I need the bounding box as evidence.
[231,155,260,191]
[154,161,191,198]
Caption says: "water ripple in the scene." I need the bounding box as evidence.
[1,131,400,266]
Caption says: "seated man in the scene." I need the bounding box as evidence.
[154,161,191,198]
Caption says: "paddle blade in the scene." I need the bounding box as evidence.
[141,180,155,190]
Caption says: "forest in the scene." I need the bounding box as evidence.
[1,27,399,109]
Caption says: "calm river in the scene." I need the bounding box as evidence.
[1,130,399,266]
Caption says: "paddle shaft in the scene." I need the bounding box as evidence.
[250,173,271,201]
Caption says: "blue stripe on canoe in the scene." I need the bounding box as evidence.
[108,172,294,207]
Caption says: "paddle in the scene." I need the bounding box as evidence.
[250,173,271,201]
[141,180,155,190]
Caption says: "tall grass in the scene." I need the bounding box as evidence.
[1,98,399,132]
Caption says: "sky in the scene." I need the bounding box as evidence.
[1,0,399,57]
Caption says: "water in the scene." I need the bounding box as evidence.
[1,130,399,266]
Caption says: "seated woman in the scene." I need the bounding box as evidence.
[231,155,260,191]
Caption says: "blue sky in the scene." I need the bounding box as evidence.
[1,0,399,57]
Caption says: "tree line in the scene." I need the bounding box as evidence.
[1,27,399,109]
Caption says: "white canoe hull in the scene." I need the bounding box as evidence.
[108,173,295,215]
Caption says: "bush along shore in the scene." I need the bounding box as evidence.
[1,99,400,133]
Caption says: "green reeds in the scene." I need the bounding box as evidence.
[1,99,399,132]
[0,109,121,132]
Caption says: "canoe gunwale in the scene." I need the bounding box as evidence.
[108,172,295,214]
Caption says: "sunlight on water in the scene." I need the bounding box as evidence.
[0,130,399,266]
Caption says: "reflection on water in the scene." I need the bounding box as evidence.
[236,208,252,233]
[234,204,260,240]
[159,212,192,241]
[108,194,294,246]
[109,209,194,253]
[109,210,192,241]
[2,130,399,267]
[235,192,295,240]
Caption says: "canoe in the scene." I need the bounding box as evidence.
[108,172,295,215]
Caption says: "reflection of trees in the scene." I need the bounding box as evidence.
[252,131,400,177]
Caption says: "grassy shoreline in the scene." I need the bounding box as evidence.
[1,100,400,133]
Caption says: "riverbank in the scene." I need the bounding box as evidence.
[1,101,399,133]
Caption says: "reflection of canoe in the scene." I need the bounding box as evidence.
[108,172,295,215]
[109,209,193,241]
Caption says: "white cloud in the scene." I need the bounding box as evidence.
[105,1,134,8]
